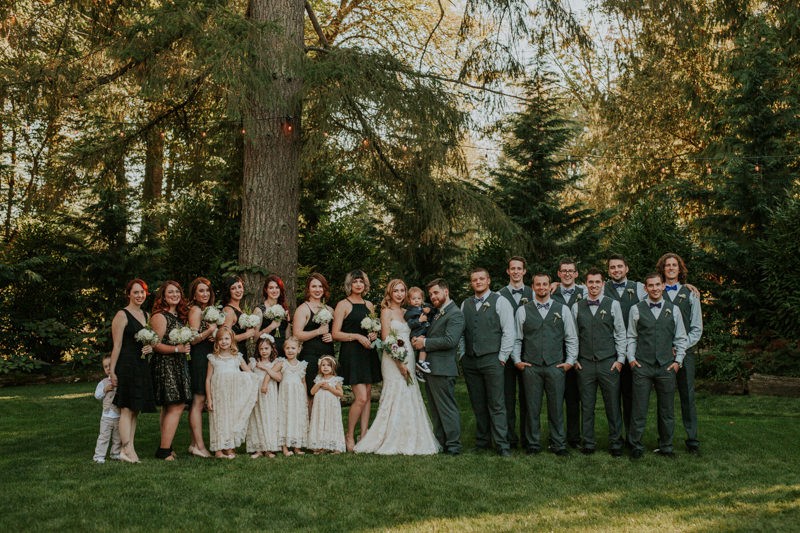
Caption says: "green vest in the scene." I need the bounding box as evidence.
[604,280,639,328]
[634,300,677,366]
[499,286,532,312]
[576,297,616,361]
[521,302,565,365]
[462,292,502,357]
[552,286,584,307]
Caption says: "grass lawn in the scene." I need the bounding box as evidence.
[1,382,798,532]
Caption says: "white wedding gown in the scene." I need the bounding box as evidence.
[354,319,441,455]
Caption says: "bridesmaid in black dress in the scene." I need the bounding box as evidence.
[221,276,257,355]
[255,275,291,358]
[332,270,382,452]
[186,277,218,458]
[292,273,335,397]
[149,280,192,460]
[110,278,156,463]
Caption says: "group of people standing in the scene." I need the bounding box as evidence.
[96,251,702,463]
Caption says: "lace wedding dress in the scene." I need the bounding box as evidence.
[354,319,441,455]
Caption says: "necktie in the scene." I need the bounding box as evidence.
[612,282,626,289]
[563,288,575,296]
[511,288,524,295]
[665,284,678,292]
[473,296,484,305]
[649,302,662,309]
[536,302,550,310]
[587,299,600,306]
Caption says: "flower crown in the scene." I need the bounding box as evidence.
[259,333,275,343]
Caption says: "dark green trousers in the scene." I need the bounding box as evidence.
[577,358,623,451]
[463,354,509,451]
[677,348,699,449]
[628,361,677,453]
[521,363,566,452]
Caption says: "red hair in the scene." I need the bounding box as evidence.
[263,275,288,312]
[303,273,330,302]
[189,277,215,308]
[125,278,148,296]
[152,280,189,322]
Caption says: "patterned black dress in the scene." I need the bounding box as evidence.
[113,309,156,413]
[189,306,214,396]
[338,299,382,386]
[257,302,289,358]
[150,312,192,406]
[300,303,335,395]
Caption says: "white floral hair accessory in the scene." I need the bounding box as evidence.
[260,333,276,343]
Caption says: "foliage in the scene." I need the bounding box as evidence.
[0,355,44,375]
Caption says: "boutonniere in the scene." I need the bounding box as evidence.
[481,302,491,312]
[520,297,529,305]
[435,309,446,321]
[599,309,607,318]
[678,293,687,302]
[626,288,634,299]
[665,308,672,316]
[576,293,583,301]
[554,312,562,323]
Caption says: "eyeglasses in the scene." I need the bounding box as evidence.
[559,269,577,274]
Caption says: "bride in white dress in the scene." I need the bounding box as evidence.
[354,279,441,455]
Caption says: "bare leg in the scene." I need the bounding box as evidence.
[159,403,185,458]
[346,384,369,451]
[188,394,209,456]
[118,408,136,462]
[359,384,372,438]
[129,413,139,462]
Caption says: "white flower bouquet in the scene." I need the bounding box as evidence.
[202,305,226,326]
[264,304,287,322]
[135,326,160,346]
[238,312,261,329]
[360,314,381,334]
[313,307,333,325]
[168,326,196,359]
[382,330,412,385]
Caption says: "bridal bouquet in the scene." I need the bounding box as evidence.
[134,326,160,359]
[168,326,196,359]
[238,311,261,329]
[264,304,286,322]
[382,330,413,385]
[360,310,382,347]
[201,305,226,326]
[313,307,333,326]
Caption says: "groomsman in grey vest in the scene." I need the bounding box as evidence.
[571,268,627,457]
[626,272,689,459]
[412,279,465,455]
[460,267,514,457]
[498,256,533,449]
[551,258,585,448]
[657,252,703,454]
[513,273,579,455]
[604,254,646,440]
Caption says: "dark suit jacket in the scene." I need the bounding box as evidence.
[423,300,465,377]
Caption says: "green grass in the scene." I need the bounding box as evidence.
[1,383,799,532]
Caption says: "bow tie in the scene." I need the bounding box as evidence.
[612,282,627,289]
[473,296,485,305]
[649,302,662,309]
[665,284,678,292]
[536,302,550,310]
[587,299,600,306]
[563,288,575,296]
[511,288,524,295]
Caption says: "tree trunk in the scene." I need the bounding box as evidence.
[239,0,304,308]
[140,127,164,239]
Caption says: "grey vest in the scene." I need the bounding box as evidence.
[463,292,502,357]
[499,286,533,312]
[521,302,565,366]
[669,286,694,352]
[604,280,639,328]
[634,300,677,366]
[552,286,584,307]
[576,297,616,361]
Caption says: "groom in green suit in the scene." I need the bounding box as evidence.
[412,278,465,455]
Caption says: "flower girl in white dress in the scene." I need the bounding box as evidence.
[308,356,346,454]
[278,336,308,456]
[247,334,284,458]
[205,327,258,459]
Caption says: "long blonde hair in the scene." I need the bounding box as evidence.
[381,279,408,309]
[213,326,238,355]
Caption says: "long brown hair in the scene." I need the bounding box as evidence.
[152,280,189,321]
[189,277,215,309]
[656,252,689,284]
[303,273,330,302]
